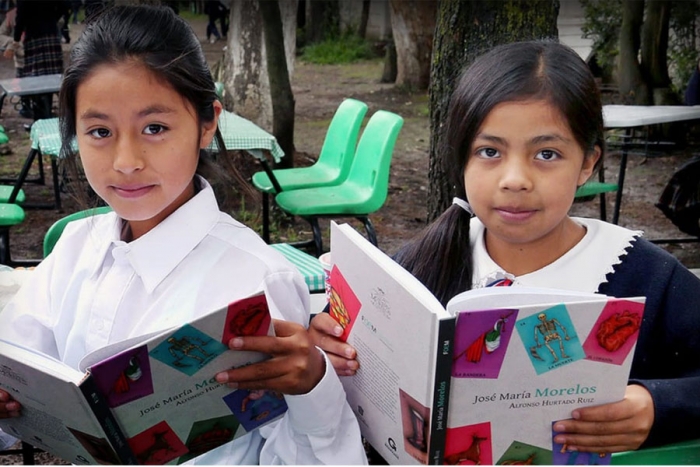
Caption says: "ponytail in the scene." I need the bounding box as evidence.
[394,205,473,307]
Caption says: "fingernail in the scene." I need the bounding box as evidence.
[6,402,19,411]
[333,326,343,336]
[553,435,565,444]
[553,423,565,432]
[215,373,229,384]
[347,360,359,370]
[230,337,244,349]
[344,347,355,358]
[572,410,581,420]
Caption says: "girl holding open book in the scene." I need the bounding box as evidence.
[311,40,700,454]
[0,5,365,464]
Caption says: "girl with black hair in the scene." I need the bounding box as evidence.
[0,5,366,464]
[311,40,700,455]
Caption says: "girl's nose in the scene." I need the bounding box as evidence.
[112,135,145,173]
[498,158,533,192]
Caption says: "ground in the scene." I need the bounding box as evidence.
[0,11,699,465]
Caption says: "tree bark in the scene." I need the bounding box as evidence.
[259,0,296,168]
[641,0,674,105]
[428,0,559,221]
[223,0,296,130]
[358,0,370,38]
[389,0,437,91]
[305,0,340,44]
[618,0,650,104]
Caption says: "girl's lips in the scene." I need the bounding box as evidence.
[495,208,537,222]
[111,185,155,199]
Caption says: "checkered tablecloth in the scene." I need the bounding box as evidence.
[269,243,325,293]
[29,112,284,163]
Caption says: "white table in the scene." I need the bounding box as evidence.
[0,74,62,117]
[602,105,700,226]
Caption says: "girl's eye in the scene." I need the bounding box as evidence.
[535,149,560,161]
[476,147,500,159]
[144,124,167,135]
[89,128,111,139]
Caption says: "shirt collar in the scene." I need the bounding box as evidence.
[95,176,222,294]
[470,217,642,292]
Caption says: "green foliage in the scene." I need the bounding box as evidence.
[300,34,376,65]
[580,0,622,78]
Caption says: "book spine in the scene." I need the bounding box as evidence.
[79,375,140,465]
[427,316,456,465]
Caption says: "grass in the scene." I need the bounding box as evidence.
[300,34,377,65]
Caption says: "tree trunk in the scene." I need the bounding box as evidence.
[223,0,296,131]
[305,0,340,44]
[389,0,437,91]
[358,0,370,38]
[641,0,674,105]
[381,40,397,83]
[428,0,559,221]
[258,0,296,168]
[618,0,650,104]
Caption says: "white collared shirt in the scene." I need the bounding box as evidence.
[0,177,367,465]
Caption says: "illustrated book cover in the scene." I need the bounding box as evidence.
[328,222,645,465]
[0,292,288,465]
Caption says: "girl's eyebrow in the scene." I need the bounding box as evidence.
[473,133,508,146]
[474,133,572,146]
[79,105,176,121]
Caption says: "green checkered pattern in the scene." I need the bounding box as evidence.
[269,243,325,293]
[29,112,284,162]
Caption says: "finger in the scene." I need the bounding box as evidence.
[326,352,359,373]
[310,313,344,338]
[553,417,634,437]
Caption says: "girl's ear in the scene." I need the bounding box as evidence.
[577,145,602,186]
[199,100,224,149]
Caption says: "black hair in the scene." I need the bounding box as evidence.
[395,40,605,306]
[58,4,247,205]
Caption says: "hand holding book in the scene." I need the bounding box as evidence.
[309,313,359,377]
[215,319,327,395]
[0,389,20,418]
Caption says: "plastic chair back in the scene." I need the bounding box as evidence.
[43,206,113,258]
[251,98,368,193]
[344,109,404,212]
[315,98,369,184]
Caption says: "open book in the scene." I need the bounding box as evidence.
[0,293,288,465]
[329,222,645,465]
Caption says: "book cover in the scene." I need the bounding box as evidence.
[0,292,288,465]
[328,222,645,465]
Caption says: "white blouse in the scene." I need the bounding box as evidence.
[0,177,367,465]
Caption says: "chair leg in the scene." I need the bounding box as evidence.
[0,228,9,266]
[21,442,35,465]
[358,217,378,246]
[262,192,270,243]
[51,158,61,211]
[310,218,323,257]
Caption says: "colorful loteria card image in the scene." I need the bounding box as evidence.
[177,415,240,464]
[398,388,430,464]
[90,344,154,408]
[149,325,228,376]
[328,264,362,341]
[443,421,493,465]
[128,420,189,465]
[222,389,288,432]
[496,440,552,465]
[452,308,518,379]
[516,304,585,375]
[552,423,611,465]
[221,294,272,345]
[583,299,644,366]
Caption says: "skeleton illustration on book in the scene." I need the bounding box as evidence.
[530,313,571,363]
[167,336,213,367]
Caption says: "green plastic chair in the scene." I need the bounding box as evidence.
[251,98,368,243]
[612,438,700,465]
[274,109,404,256]
[574,161,618,222]
[43,206,113,257]
[0,203,27,266]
